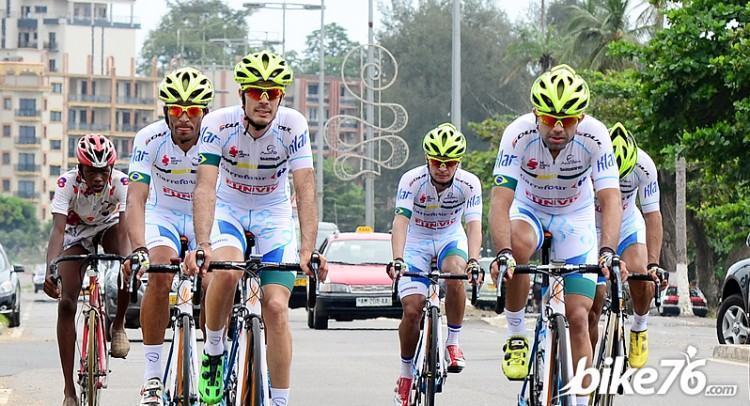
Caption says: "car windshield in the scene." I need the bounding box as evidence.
[325,239,391,265]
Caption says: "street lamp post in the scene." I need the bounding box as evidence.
[451,0,461,130]
[244,1,326,215]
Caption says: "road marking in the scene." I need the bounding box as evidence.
[0,389,11,404]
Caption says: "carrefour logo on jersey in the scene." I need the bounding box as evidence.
[495,150,518,167]
[596,153,615,172]
[288,132,308,155]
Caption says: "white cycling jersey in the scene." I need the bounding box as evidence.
[128,120,199,215]
[50,169,128,226]
[492,113,620,214]
[198,105,313,211]
[394,165,482,237]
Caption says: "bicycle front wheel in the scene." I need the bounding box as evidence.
[550,314,574,406]
[243,316,264,406]
[180,314,192,406]
[424,306,439,406]
[87,310,100,406]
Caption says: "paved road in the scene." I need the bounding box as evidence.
[1,275,748,405]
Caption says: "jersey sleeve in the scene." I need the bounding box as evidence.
[113,171,129,213]
[394,172,416,219]
[589,121,621,192]
[198,112,224,167]
[50,173,74,216]
[463,173,483,224]
[491,119,522,190]
[286,111,314,172]
[637,150,660,213]
[128,128,155,184]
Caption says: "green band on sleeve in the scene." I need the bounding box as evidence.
[128,171,151,184]
[198,153,221,166]
[394,207,412,219]
[493,174,518,190]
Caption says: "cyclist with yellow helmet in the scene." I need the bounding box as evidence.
[488,64,622,406]
[126,67,214,405]
[589,122,664,369]
[185,50,328,405]
[387,123,484,405]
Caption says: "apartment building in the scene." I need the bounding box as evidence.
[0,0,158,220]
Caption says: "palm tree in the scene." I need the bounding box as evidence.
[561,0,653,71]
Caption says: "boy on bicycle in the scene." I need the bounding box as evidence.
[44,134,131,406]
[387,123,483,405]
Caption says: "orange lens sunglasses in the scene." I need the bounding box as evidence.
[167,105,205,119]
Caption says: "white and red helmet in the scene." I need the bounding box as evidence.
[76,134,117,168]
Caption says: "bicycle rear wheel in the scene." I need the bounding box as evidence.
[243,316,264,406]
[87,310,100,406]
[424,306,439,406]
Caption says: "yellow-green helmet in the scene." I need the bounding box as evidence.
[530,64,589,116]
[609,122,638,178]
[234,50,293,88]
[423,123,466,159]
[158,67,214,106]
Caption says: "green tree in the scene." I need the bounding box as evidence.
[139,0,250,74]
[301,23,360,78]
[0,196,43,262]
[322,159,365,232]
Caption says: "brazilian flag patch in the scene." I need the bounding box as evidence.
[394,207,412,219]
[198,153,221,166]
[493,174,517,190]
[129,171,151,184]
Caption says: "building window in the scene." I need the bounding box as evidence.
[2,125,9,137]
[308,83,319,96]
[51,111,62,122]
[35,5,48,13]
[52,83,62,93]
[18,180,35,198]
[19,126,36,142]
[50,165,61,176]
[2,180,9,192]
[18,152,35,165]
[49,59,57,72]
[3,98,11,110]
[68,137,78,158]
[2,152,9,165]
[50,140,62,150]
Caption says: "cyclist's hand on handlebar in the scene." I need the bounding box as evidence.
[308,251,327,280]
[185,243,212,276]
[44,264,60,299]
[648,263,668,291]
[598,247,615,280]
[490,249,516,283]
[386,258,406,280]
[466,258,484,286]
[129,247,150,278]
[619,258,630,280]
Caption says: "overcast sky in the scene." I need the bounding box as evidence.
[133,0,532,57]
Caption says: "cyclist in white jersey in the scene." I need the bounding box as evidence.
[388,123,483,405]
[488,65,622,406]
[589,123,664,369]
[126,67,214,406]
[43,134,131,405]
[185,50,328,406]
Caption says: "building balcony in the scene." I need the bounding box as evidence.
[15,137,40,146]
[116,123,138,132]
[68,94,112,104]
[15,109,41,118]
[14,190,39,199]
[67,123,111,132]
[15,164,40,173]
[17,41,38,49]
[115,96,156,106]
[43,41,59,51]
[67,16,141,29]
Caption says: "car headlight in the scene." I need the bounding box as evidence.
[318,282,351,293]
[0,281,13,295]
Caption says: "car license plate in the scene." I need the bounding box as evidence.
[294,277,307,287]
[169,293,177,305]
[356,297,392,307]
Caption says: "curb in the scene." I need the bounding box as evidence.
[712,344,750,363]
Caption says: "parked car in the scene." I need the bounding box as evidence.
[716,233,750,344]
[0,243,23,328]
[32,264,45,293]
[290,221,340,309]
[660,285,709,317]
[306,228,401,329]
